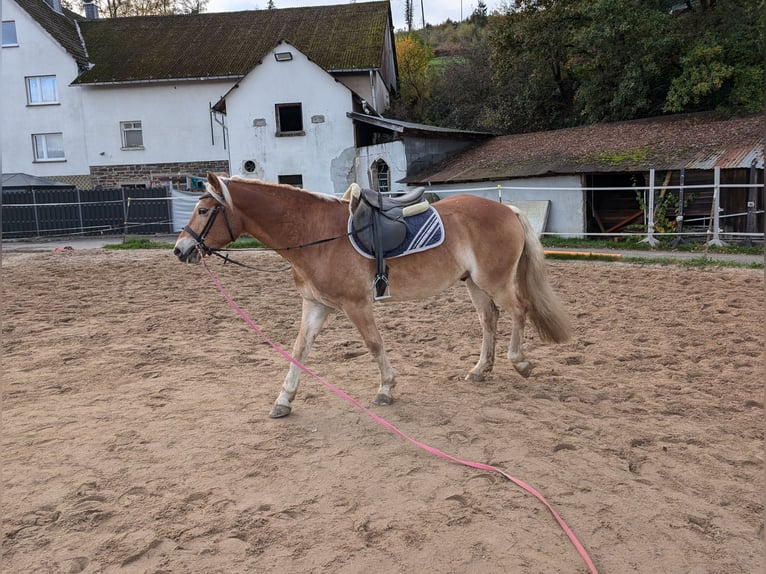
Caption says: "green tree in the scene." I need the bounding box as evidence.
[571,0,676,122]
[91,0,208,17]
[491,0,582,131]
[393,34,435,120]
[664,0,764,114]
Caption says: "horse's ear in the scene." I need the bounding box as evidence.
[207,171,221,192]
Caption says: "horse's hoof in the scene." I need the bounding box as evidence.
[372,393,394,406]
[269,404,292,418]
[514,361,532,378]
[465,371,485,382]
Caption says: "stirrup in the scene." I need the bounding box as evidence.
[372,274,391,301]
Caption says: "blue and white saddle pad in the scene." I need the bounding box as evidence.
[348,207,445,259]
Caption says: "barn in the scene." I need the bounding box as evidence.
[403,113,764,241]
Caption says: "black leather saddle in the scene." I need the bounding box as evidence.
[346,184,428,300]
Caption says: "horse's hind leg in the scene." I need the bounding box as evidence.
[343,302,396,406]
[499,289,531,377]
[477,278,531,378]
[270,299,331,418]
[465,279,498,382]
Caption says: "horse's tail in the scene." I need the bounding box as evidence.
[512,206,571,343]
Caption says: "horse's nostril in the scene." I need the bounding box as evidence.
[173,247,181,257]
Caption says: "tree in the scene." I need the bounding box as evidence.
[491,0,582,131]
[469,0,488,26]
[664,0,764,114]
[571,0,676,122]
[89,0,208,17]
[404,0,414,31]
[393,34,434,121]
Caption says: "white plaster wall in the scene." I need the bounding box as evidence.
[354,140,407,191]
[79,80,230,166]
[225,43,357,196]
[427,175,587,236]
[335,71,390,113]
[1,0,89,176]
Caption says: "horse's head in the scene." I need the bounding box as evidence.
[174,172,240,263]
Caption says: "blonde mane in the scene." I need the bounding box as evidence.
[227,176,342,203]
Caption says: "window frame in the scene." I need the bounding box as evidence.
[2,21,18,47]
[120,120,144,150]
[25,75,59,106]
[275,103,304,136]
[32,132,65,162]
[374,159,390,193]
[278,174,303,188]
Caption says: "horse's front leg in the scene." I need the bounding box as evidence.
[343,302,396,406]
[270,299,331,418]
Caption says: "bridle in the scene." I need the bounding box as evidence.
[183,191,372,270]
[183,193,236,256]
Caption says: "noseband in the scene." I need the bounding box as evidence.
[184,194,236,255]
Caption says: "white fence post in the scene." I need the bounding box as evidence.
[705,167,727,247]
[640,168,659,246]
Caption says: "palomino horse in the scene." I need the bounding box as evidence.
[174,173,571,418]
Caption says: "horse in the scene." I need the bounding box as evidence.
[174,172,571,418]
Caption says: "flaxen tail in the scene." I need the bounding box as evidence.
[512,207,571,343]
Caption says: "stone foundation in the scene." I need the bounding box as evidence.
[89,160,229,189]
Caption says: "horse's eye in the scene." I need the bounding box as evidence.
[198,207,209,216]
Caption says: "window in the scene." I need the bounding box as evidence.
[26,76,58,105]
[120,121,143,149]
[2,21,18,47]
[278,174,303,188]
[374,159,390,193]
[275,103,304,136]
[32,133,65,161]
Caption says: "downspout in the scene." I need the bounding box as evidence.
[369,70,377,111]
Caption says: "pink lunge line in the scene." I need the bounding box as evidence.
[201,258,598,574]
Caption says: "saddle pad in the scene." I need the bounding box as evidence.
[348,206,445,259]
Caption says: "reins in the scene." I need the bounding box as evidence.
[190,215,370,272]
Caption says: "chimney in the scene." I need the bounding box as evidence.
[84,1,99,19]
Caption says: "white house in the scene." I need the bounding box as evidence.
[218,40,360,195]
[1,0,92,186]
[1,0,403,194]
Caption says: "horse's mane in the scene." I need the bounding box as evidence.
[227,176,342,203]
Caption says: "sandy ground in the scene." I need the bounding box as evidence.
[1,248,763,573]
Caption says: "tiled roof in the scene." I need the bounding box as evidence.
[14,0,89,70]
[405,113,764,184]
[72,1,391,84]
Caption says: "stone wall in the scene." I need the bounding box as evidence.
[89,160,229,189]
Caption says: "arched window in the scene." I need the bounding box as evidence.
[372,159,390,193]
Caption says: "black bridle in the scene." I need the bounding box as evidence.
[183,195,236,256]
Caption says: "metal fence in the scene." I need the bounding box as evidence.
[1,187,173,239]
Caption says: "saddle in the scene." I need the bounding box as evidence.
[344,184,429,300]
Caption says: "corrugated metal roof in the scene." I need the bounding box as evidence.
[684,141,764,170]
[2,173,74,187]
